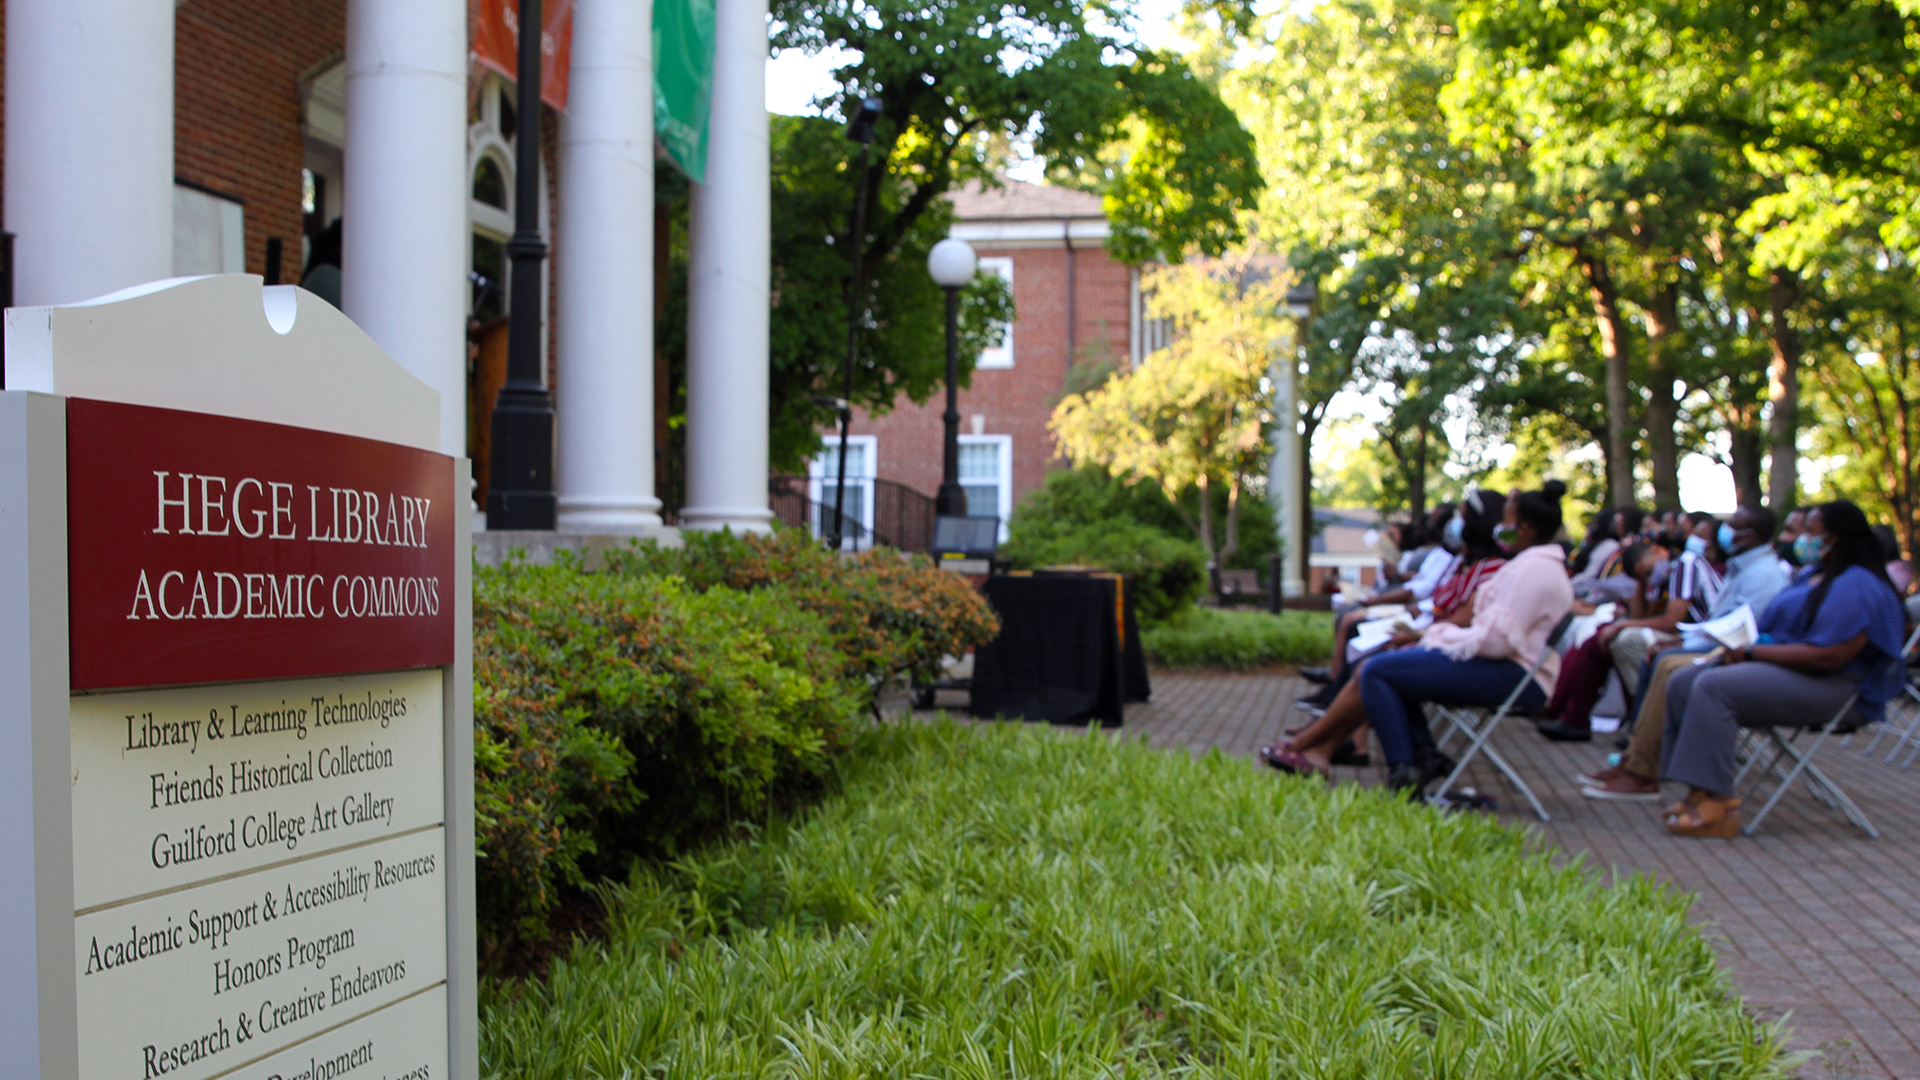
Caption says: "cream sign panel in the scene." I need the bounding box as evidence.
[74,829,447,1080]
[70,669,444,911]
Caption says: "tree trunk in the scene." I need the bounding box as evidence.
[1220,475,1242,566]
[1642,280,1682,508]
[1766,268,1803,512]
[1409,416,1429,520]
[1727,424,1764,507]
[1194,473,1216,565]
[1576,248,1637,507]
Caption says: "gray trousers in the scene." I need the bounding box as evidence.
[1659,662,1861,796]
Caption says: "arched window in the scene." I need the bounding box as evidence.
[472,156,508,211]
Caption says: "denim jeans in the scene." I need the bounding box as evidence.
[1358,647,1546,765]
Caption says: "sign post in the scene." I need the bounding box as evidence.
[1,275,476,1080]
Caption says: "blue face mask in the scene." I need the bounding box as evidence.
[1717,523,1737,554]
[1793,532,1826,566]
[1442,516,1465,551]
[1684,535,1709,558]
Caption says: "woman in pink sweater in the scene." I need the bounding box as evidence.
[1356,481,1576,793]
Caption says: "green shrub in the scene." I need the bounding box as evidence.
[1142,605,1335,668]
[604,529,1000,692]
[1006,465,1279,574]
[474,564,864,948]
[1002,519,1208,622]
[483,720,1794,1079]
[472,532,1000,954]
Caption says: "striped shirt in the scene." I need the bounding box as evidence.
[1648,550,1723,622]
[1429,556,1506,620]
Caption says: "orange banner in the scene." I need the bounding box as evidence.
[472,0,573,111]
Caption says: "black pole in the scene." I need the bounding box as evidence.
[488,0,557,530]
[936,286,966,516]
[829,137,875,549]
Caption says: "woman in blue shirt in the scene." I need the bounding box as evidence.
[1659,499,1907,837]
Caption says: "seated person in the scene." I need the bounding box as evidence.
[1261,490,1508,775]
[1299,504,1458,700]
[1582,504,1791,799]
[1568,508,1621,589]
[1538,511,1723,741]
[1356,481,1575,793]
[1531,541,1661,740]
[1571,507,1644,603]
[1658,500,1907,836]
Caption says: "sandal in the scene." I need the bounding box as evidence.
[1665,796,1740,838]
[1259,746,1330,778]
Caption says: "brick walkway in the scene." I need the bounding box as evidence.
[1089,670,1920,1079]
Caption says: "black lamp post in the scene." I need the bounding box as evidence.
[827,96,884,550]
[487,0,556,530]
[926,237,977,516]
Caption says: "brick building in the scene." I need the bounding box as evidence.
[807,179,1152,540]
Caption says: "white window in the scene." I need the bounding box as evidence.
[957,434,1012,538]
[173,184,245,277]
[807,435,877,549]
[975,256,1014,369]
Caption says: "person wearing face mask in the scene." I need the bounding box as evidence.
[1658,500,1907,835]
[1297,504,1459,701]
[1775,507,1808,567]
[1563,512,1725,738]
[1533,542,1666,742]
[1581,505,1792,799]
[1261,492,1509,777]
[1356,481,1575,794]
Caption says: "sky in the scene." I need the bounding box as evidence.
[765,15,1747,514]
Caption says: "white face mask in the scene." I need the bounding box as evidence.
[1441,516,1465,552]
[1684,535,1709,558]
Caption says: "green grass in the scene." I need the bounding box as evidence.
[1141,606,1336,669]
[481,720,1792,1079]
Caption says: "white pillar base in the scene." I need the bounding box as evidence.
[557,495,665,533]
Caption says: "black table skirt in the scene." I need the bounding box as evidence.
[971,574,1149,726]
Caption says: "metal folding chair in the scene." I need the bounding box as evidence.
[1735,687,1882,839]
[1427,613,1578,823]
[1859,624,1920,769]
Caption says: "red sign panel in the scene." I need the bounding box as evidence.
[472,0,573,111]
[67,398,457,691]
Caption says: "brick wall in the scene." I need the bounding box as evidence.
[848,239,1133,511]
[174,0,348,280]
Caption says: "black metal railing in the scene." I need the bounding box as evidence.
[769,475,937,553]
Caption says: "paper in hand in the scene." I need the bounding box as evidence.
[1679,603,1758,651]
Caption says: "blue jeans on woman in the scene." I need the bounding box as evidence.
[1358,647,1547,765]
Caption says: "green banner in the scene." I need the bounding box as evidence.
[655,0,715,182]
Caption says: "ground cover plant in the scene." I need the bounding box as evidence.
[1142,605,1335,669]
[482,720,1792,1079]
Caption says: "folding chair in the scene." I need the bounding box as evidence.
[1859,624,1920,769]
[1734,687,1881,838]
[1427,613,1578,823]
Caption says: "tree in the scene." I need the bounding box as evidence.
[1050,256,1287,565]
[1224,0,1518,521]
[756,0,1262,468]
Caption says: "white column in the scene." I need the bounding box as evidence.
[555,0,662,531]
[4,0,174,307]
[343,0,469,458]
[1270,355,1305,597]
[681,0,773,533]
